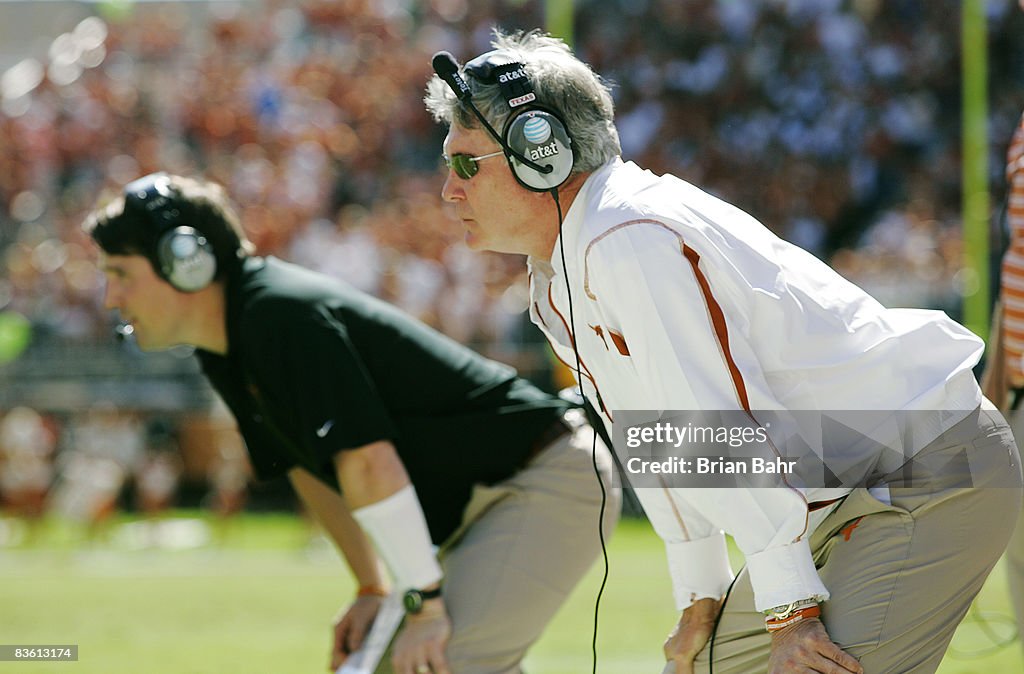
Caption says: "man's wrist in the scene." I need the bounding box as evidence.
[350,485,444,591]
[403,584,444,615]
[762,597,819,618]
[764,599,821,632]
[767,613,822,638]
[405,590,446,620]
[357,583,390,598]
[681,597,722,623]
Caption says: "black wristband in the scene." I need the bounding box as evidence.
[402,586,442,614]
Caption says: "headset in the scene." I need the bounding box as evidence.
[123,172,218,293]
[433,50,610,674]
[432,50,574,193]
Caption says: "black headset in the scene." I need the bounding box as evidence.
[432,50,575,193]
[435,48,611,674]
[123,173,218,293]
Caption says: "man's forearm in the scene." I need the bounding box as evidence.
[335,440,411,508]
[338,441,444,592]
[288,467,387,589]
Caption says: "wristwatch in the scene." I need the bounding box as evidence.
[402,586,443,615]
[763,598,821,632]
[763,598,819,619]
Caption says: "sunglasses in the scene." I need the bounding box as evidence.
[443,150,505,179]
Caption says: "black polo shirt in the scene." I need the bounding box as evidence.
[197,257,570,543]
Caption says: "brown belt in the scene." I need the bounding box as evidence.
[522,417,573,467]
[808,496,845,512]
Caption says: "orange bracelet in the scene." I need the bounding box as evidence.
[357,584,389,598]
[765,604,821,632]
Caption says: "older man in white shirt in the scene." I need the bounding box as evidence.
[426,30,1023,674]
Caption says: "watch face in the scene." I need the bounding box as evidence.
[403,589,423,614]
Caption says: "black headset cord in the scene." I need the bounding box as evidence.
[708,570,740,674]
[552,183,733,674]
[551,188,610,674]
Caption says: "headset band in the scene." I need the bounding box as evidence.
[464,50,536,110]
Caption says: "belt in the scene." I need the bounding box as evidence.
[808,496,846,512]
[522,416,573,467]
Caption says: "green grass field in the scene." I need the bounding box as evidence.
[0,514,1020,673]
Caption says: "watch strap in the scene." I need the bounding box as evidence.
[765,603,821,632]
[762,597,819,618]
[418,586,443,601]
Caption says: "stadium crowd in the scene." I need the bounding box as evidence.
[1,0,1024,519]
[2,0,1023,351]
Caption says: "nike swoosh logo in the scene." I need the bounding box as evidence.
[316,420,334,438]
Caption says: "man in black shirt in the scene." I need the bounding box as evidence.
[84,173,619,674]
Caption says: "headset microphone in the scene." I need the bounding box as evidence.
[431,51,471,102]
[431,51,557,181]
[114,321,134,341]
[435,47,604,674]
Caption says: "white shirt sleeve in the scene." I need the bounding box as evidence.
[587,221,829,611]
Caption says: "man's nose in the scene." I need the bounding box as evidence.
[441,173,464,203]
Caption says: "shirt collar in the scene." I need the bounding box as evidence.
[527,156,621,276]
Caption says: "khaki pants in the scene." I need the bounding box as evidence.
[692,402,1022,674]
[378,413,621,674]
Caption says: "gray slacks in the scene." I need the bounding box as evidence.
[379,411,621,674]
[692,400,1022,674]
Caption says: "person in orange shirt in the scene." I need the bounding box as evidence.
[987,108,1024,656]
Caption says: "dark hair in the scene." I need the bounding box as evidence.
[83,174,254,280]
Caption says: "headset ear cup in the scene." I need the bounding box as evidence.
[504,109,574,192]
[156,226,217,292]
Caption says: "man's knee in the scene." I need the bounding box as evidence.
[444,636,523,674]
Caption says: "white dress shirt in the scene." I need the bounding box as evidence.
[528,157,984,611]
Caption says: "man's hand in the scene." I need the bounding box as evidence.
[329,595,383,671]
[768,617,863,673]
[391,600,452,674]
[662,597,723,674]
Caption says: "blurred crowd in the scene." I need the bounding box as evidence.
[578,0,1024,313]
[0,0,550,357]
[1,0,1024,522]
[1,0,1022,353]
[0,402,250,545]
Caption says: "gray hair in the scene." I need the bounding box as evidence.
[424,30,621,174]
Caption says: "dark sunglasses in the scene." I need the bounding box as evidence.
[443,150,504,179]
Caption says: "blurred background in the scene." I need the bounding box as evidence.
[1,0,1022,516]
[1,1,1024,671]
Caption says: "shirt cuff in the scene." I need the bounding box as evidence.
[665,533,734,610]
[746,538,830,612]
